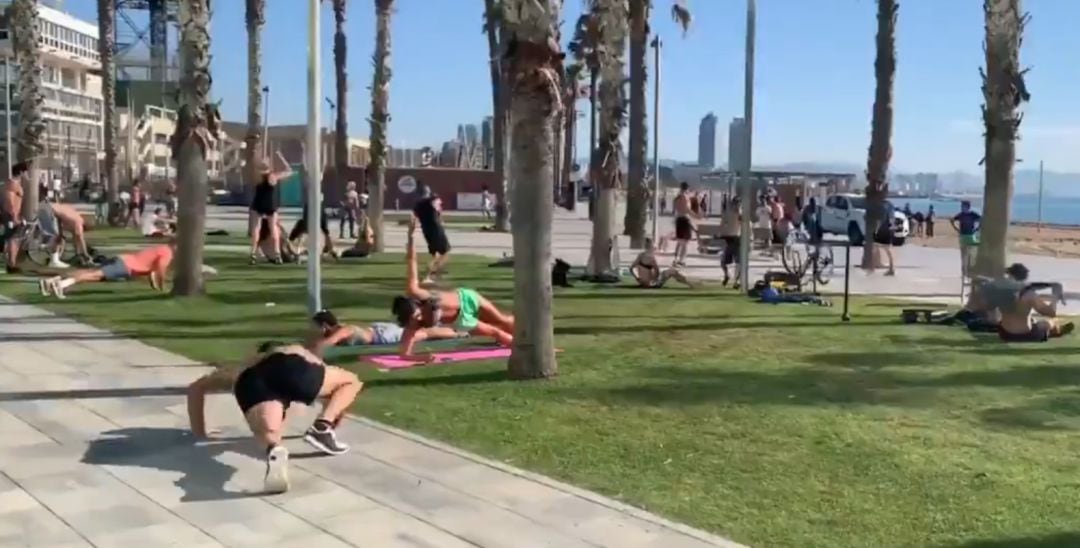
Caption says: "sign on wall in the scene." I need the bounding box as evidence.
[397,175,417,194]
[457,192,483,211]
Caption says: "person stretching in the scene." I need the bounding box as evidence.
[631,238,696,289]
[186,341,362,494]
[40,242,174,299]
[978,263,1075,342]
[391,219,514,362]
[413,186,451,282]
[248,152,292,264]
[309,309,465,352]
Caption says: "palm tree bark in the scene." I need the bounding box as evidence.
[861,0,897,269]
[975,0,1029,277]
[244,0,265,205]
[368,0,393,252]
[588,0,628,276]
[332,0,349,193]
[624,0,649,248]
[12,0,44,219]
[503,0,560,380]
[560,82,576,206]
[171,0,214,296]
[484,0,511,232]
[97,0,119,224]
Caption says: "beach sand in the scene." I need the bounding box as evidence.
[910,222,1080,258]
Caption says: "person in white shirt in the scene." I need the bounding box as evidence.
[754,197,774,255]
[480,186,494,220]
[141,207,172,237]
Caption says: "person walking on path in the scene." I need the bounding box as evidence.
[952,201,981,278]
[412,185,451,282]
[186,341,363,493]
[925,205,936,238]
[339,181,360,239]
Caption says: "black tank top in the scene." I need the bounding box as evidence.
[251,176,278,213]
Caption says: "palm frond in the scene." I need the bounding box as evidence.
[670,1,692,35]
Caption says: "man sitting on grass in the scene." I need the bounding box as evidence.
[972,263,1075,342]
[39,241,175,299]
[631,238,696,289]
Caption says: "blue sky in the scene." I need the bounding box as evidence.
[68,0,1080,173]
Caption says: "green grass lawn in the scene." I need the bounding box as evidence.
[4,243,1080,548]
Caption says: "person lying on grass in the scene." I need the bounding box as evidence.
[631,237,697,289]
[186,340,362,494]
[309,308,466,353]
[39,241,176,299]
[972,262,1075,342]
[391,218,515,363]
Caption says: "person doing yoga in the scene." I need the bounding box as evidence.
[186,341,363,494]
[631,238,696,289]
[392,219,515,362]
[40,242,175,299]
[310,309,465,352]
[973,263,1075,342]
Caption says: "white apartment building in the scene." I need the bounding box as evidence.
[119,104,225,182]
[0,1,103,181]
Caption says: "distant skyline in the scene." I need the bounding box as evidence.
[65,1,1080,173]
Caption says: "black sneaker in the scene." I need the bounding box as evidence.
[303,422,350,455]
[264,445,290,494]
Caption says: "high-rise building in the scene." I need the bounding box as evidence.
[697,113,718,169]
[728,118,748,173]
[0,2,104,179]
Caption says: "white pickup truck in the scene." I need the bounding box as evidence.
[819,194,910,246]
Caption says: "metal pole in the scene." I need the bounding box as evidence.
[842,243,851,322]
[737,0,757,293]
[3,57,10,177]
[306,0,322,314]
[1037,160,1044,233]
[651,35,661,243]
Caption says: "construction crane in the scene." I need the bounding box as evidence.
[115,0,179,84]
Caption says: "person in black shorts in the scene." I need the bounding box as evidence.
[289,202,338,260]
[870,201,896,276]
[248,152,292,264]
[412,185,451,282]
[186,341,363,494]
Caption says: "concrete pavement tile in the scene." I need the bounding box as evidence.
[265,532,354,548]
[0,507,89,547]
[266,468,379,522]
[318,507,477,548]
[76,519,220,548]
[0,400,120,443]
[0,483,41,515]
[172,498,322,546]
[59,504,181,541]
[0,407,58,448]
[1,443,91,480]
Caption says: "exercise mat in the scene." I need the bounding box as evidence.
[365,347,509,370]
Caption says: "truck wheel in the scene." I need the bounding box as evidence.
[847,222,864,247]
[892,236,906,247]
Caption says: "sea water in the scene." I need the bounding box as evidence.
[898,195,1080,226]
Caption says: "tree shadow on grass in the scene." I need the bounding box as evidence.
[554,318,890,336]
[365,370,509,388]
[805,351,937,369]
[942,532,1080,548]
[979,390,1080,431]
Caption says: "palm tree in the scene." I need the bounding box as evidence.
[367,0,393,252]
[975,0,1030,277]
[244,0,265,205]
[503,0,561,379]
[11,0,44,219]
[171,0,214,296]
[483,0,510,231]
[560,62,583,207]
[625,0,690,248]
[861,0,897,269]
[332,0,349,200]
[587,0,628,276]
[97,0,119,224]
[567,10,601,217]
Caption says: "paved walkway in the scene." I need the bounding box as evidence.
[0,299,741,548]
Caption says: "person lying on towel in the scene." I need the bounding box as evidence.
[309,309,465,355]
[972,263,1074,342]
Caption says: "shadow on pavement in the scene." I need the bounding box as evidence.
[0,386,188,402]
[81,427,265,503]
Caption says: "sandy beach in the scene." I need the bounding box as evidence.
[910,221,1080,258]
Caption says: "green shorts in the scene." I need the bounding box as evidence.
[455,288,482,331]
[959,233,979,246]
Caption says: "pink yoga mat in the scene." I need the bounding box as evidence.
[366,347,511,370]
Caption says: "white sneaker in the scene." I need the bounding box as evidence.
[51,278,66,300]
[264,445,290,494]
[37,278,50,296]
[48,258,70,269]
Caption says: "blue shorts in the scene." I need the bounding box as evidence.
[100,259,131,281]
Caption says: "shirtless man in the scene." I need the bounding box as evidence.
[986,263,1075,342]
[40,242,174,299]
[718,198,742,287]
[38,201,92,267]
[671,182,697,267]
[186,341,362,493]
[631,238,696,289]
[1,161,26,273]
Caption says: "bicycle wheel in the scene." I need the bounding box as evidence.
[23,224,51,266]
[814,245,835,286]
[780,232,803,276]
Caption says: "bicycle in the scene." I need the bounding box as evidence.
[781,228,834,287]
[0,219,82,267]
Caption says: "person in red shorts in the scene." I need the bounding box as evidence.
[40,242,175,299]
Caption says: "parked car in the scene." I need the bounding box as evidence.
[819,194,910,246]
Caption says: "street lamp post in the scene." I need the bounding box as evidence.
[306,0,322,313]
[650,35,662,243]
[737,0,757,294]
[261,86,270,158]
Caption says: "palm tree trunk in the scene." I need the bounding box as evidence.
[861,0,897,269]
[333,0,349,195]
[560,89,576,206]
[484,1,511,232]
[12,0,44,219]
[624,0,649,248]
[368,0,393,252]
[588,70,597,217]
[589,0,628,276]
[504,0,560,380]
[171,0,213,297]
[976,0,1028,277]
[97,0,119,224]
[244,0,265,206]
